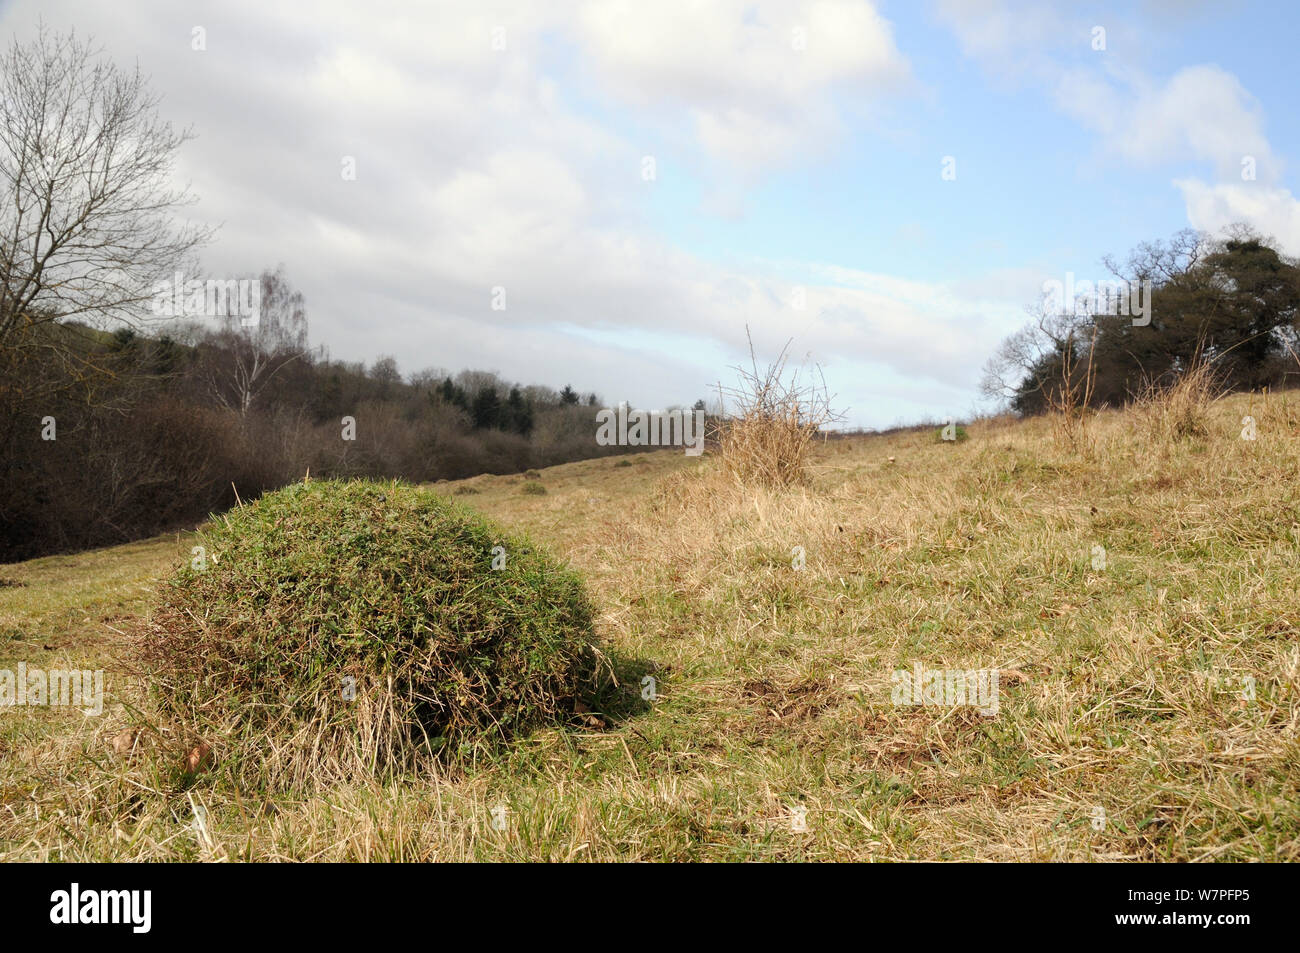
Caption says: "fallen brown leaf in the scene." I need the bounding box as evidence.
[110,728,139,756]
[183,742,212,775]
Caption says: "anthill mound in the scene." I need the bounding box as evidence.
[146,479,600,789]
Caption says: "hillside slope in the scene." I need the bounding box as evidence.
[2,393,1297,861]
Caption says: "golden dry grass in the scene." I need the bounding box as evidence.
[1,395,1298,861]
[1133,360,1225,445]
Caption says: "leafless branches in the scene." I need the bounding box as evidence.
[0,27,212,351]
[201,267,313,416]
[714,329,842,487]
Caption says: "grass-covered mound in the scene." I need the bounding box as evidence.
[146,479,601,789]
[934,423,969,443]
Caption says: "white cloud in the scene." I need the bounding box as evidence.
[932,0,1069,80]
[1177,180,1300,256]
[938,1,1283,186]
[576,0,908,104]
[575,0,911,176]
[1056,65,1280,182]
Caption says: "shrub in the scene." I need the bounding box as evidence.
[145,479,600,789]
[613,459,633,468]
[715,331,840,487]
[934,423,969,443]
[524,469,542,479]
[521,481,547,495]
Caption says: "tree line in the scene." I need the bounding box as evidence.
[0,292,660,561]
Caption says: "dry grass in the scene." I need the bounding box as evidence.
[1134,359,1225,444]
[2,400,1299,861]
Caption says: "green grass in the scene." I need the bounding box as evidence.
[1,407,1298,861]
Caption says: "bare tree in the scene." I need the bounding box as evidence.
[980,301,1088,406]
[0,27,212,351]
[368,355,402,400]
[1101,227,1207,289]
[202,267,312,416]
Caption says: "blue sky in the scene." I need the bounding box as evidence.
[4,0,1298,428]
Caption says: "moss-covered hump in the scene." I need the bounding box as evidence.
[146,479,600,789]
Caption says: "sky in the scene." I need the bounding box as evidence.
[4,0,1298,428]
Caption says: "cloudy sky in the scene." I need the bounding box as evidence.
[5,0,1298,428]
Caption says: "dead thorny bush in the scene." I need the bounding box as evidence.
[713,331,842,488]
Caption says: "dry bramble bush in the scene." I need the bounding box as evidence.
[713,331,842,488]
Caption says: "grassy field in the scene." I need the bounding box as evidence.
[2,391,1298,861]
